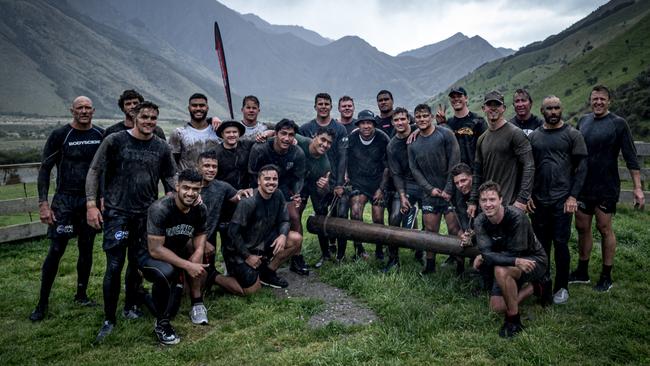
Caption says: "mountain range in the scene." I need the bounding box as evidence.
[0,0,515,122]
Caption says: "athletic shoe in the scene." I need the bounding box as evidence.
[189,304,209,325]
[260,269,289,289]
[123,305,144,319]
[29,304,47,322]
[315,255,331,269]
[498,321,524,338]
[74,295,97,307]
[95,320,114,343]
[290,255,310,276]
[593,276,613,292]
[382,258,400,273]
[553,288,569,304]
[154,319,180,345]
[420,258,436,275]
[568,270,590,284]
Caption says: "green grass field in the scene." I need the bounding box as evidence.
[0,203,648,365]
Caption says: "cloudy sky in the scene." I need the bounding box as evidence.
[219,0,609,55]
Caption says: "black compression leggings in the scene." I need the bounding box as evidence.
[37,232,95,306]
[139,257,178,321]
[103,245,141,323]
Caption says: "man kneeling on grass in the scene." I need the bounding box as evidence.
[216,164,302,293]
[473,181,548,338]
[139,169,208,345]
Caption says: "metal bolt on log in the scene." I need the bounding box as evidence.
[306,216,480,257]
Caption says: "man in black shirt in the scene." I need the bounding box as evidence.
[435,86,487,167]
[528,96,587,304]
[408,104,461,273]
[347,110,391,259]
[473,181,547,338]
[30,96,104,322]
[139,169,208,345]
[375,90,395,137]
[86,101,176,342]
[570,85,645,292]
[104,89,166,140]
[248,119,309,275]
[223,165,303,292]
[386,107,421,271]
[509,89,543,137]
[338,95,357,135]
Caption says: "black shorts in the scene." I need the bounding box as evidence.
[421,195,453,215]
[47,193,97,239]
[578,198,617,215]
[223,236,276,288]
[102,209,147,252]
[490,260,546,297]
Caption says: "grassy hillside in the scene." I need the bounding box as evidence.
[429,0,650,138]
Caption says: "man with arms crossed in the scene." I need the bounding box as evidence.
[30,96,104,321]
[222,164,303,291]
[140,169,208,345]
[473,181,547,338]
[569,85,645,292]
[528,96,587,303]
[86,101,176,342]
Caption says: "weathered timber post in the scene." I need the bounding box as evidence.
[306,216,480,257]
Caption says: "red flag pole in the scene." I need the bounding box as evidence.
[214,21,234,119]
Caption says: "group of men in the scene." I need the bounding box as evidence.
[29,83,644,343]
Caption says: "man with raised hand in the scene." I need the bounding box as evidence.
[468,91,534,217]
[473,181,547,338]
[248,119,308,275]
[223,164,303,292]
[86,101,176,343]
[168,93,221,171]
[509,88,543,137]
[347,110,391,260]
[30,96,104,322]
[140,169,208,345]
[528,96,587,304]
[408,104,461,274]
[570,85,645,292]
[105,89,166,139]
[435,86,486,167]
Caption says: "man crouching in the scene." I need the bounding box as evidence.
[139,169,208,345]
[221,164,302,292]
[473,181,547,338]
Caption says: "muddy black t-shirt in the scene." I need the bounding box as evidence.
[104,120,166,140]
[296,135,331,189]
[201,180,237,243]
[227,190,289,262]
[146,195,207,257]
[38,124,104,201]
[375,116,395,137]
[577,112,640,200]
[299,119,348,187]
[86,131,176,215]
[214,139,256,189]
[529,124,588,205]
[475,206,547,267]
[340,119,357,135]
[407,126,460,195]
[509,115,543,137]
[248,140,306,199]
[387,135,416,194]
[445,112,487,167]
[347,130,390,196]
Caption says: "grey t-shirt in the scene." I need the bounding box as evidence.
[408,126,460,196]
[168,123,221,171]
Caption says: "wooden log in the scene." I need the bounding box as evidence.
[0,222,47,244]
[306,215,479,257]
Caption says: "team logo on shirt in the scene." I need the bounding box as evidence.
[166,224,194,237]
[56,224,74,234]
[456,127,474,136]
[115,230,129,240]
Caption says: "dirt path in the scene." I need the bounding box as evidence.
[272,268,378,328]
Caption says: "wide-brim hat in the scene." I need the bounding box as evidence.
[216,120,246,137]
[355,109,377,126]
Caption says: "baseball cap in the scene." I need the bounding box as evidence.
[483,90,505,105]
[448,87,467,97]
